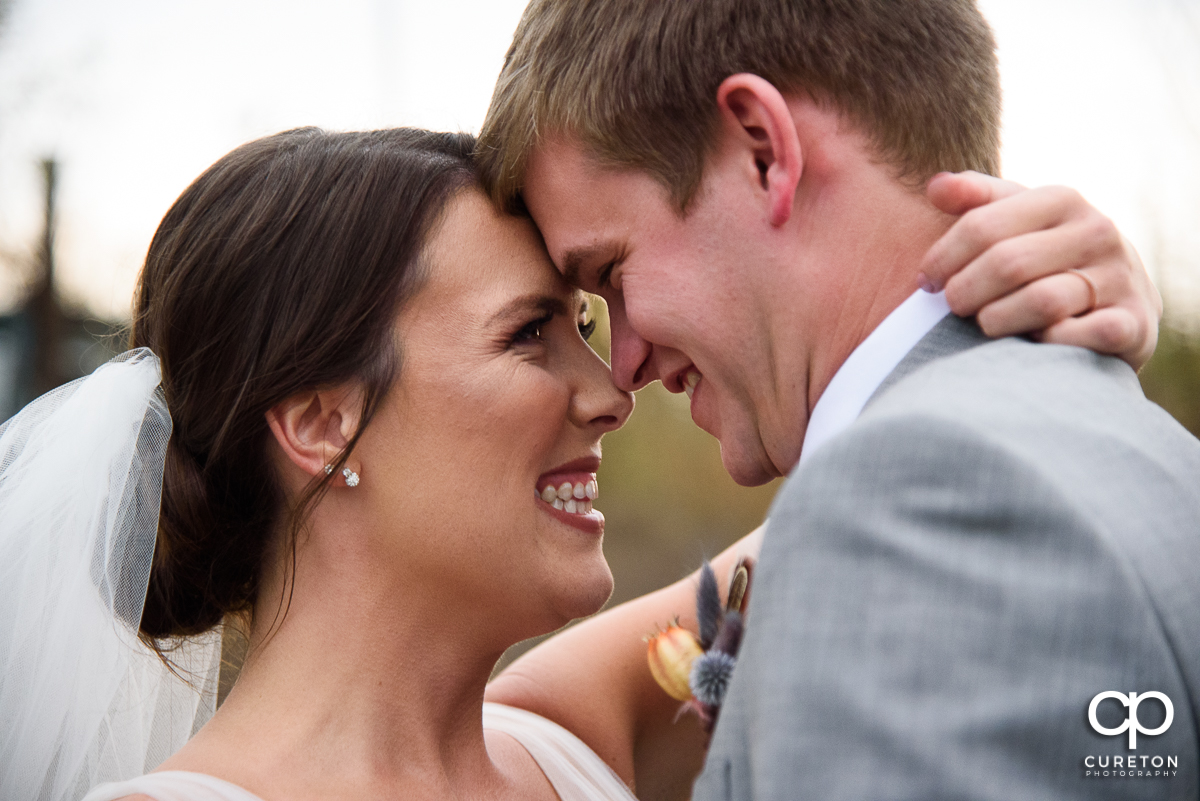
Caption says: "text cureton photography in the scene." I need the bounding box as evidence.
[1085,691,1180,779]
[1084,754,1178,779]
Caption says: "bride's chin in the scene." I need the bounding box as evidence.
[545,563,615,628]
[489,558,614,645]
[572,567,615,617]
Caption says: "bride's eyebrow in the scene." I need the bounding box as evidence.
[487,293,569,326]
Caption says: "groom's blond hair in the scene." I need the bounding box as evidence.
[478,0,1001,212]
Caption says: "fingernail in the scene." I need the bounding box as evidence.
[917,272,941,293]
[927,172,953,188]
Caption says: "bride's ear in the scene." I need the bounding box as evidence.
[265,387,364,480]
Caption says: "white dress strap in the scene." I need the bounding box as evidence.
[80,705,637,801]
[79,771,265,801]
[483,702,638,801]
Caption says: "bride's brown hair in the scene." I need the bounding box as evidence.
[132,127,476,639]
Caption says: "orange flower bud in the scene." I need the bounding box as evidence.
[646,624,702,701]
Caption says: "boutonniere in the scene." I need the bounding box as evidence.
[645,556,753,732]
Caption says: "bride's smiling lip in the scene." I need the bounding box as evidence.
[539,454,601,481]
[536,455,604,534]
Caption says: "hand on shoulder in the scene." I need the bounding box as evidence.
[920,171,1161,370]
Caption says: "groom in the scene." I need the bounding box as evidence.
[479,0,1200,798]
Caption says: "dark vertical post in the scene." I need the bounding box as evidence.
[30,157,63,396]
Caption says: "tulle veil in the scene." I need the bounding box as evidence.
[0,348,221,801]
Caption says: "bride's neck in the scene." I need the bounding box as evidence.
[174,517,518,799]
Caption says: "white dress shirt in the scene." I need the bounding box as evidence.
[798,289,951,468]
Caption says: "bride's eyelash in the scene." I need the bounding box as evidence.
[512,306,595,345]
[513,313,554,344]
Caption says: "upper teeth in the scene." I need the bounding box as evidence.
[684,371,701,399]
[538,479,598,514]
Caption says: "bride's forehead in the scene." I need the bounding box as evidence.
[423,197,569,298]
[412,244,576,328]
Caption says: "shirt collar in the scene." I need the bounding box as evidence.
[797,289,951,468]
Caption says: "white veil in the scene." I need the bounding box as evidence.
[0,348,222,801]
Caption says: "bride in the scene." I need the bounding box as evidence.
[0,126,1159,801]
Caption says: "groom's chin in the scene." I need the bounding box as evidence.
[719,439,782,488]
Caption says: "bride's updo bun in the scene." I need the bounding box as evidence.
[132,127,477,639]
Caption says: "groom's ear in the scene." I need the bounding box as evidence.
[715,74,804,227]
[265,386,363,483]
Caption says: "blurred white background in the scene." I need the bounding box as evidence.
[0,0,1196,322]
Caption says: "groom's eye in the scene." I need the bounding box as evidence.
[596,261,617,291]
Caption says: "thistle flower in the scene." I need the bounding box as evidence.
[690,650,737,707]
[646,623,703,701]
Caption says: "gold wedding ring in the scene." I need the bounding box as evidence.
[1070,268,1099,315]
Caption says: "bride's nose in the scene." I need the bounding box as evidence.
[569,349,634,434]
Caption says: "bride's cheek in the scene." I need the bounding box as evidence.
[500,367,572,436]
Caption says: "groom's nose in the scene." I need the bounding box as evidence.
[608,298,691,393]
[608,298,654,392]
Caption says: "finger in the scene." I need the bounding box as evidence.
[926,171,1026,216]
[943,221,1107,317]
[921,185,1083,290]
[975,271,1096,338]
[1039,307,1149,362]
[1118,234,1163,320]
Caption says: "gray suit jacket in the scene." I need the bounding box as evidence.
[693,316,1200,801]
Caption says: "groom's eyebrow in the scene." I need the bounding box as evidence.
[560,245,608,287]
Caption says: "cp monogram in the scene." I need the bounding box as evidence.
[1088,691,1174,749]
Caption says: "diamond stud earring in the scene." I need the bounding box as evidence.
[323,463,359,487]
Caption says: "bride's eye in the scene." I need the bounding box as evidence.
[513,313,553,344]
[578,304,596,341]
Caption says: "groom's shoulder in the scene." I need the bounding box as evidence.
[771,332,1200,625]
[873,334,1142,423]
[778,334,1200,535]
[860,335,1196,466]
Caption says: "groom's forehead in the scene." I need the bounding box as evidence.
[524,135,613,202]
[523,139,639,276]
[524,136,679,264]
